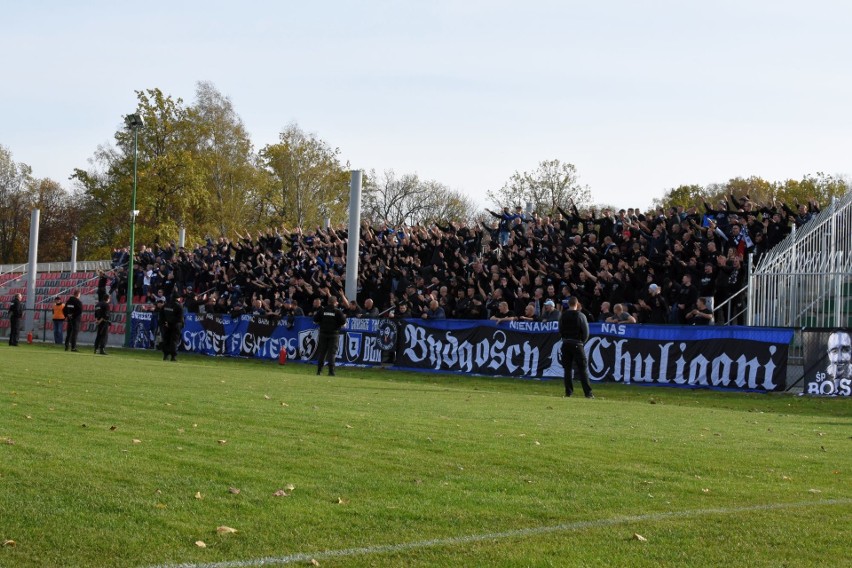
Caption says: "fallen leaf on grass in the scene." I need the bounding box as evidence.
[217,440,228,445]
[132,439,142,444]
[155,503,167,509]
[264,395,271,400]
[808,488,822,494]
[195,492,203,500]
[228,487,241,494]
[286,483,295,491]
[280,402,289,407]
[336,497,349,505]
[273,490,289,497]
[217,526,238,534]
[633,533,647,542]
[311,560,320,566]
[25,415,32,420]
[195,541,206,548]
[702,488,710,494]
[345,424,353,429]
[2,438,14,445]
[2,540,16,547]
[109,425,117,431]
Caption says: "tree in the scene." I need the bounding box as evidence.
[362,169,476,226]
[190,81,266,239]
[30,177,82,262]
[73,89,208,254]
[774,173,850,209]
[0,145,33,263]
[259,124,350,229]
[651,184,705,211]
[487,159,591,215]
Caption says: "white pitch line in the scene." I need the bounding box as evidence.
[144,498,851,568]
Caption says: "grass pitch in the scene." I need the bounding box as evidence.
[0,344,850,567]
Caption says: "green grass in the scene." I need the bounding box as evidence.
[0,343,850,568]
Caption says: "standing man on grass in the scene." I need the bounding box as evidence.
[314,295,346,376]
[159,295,184,362]
[558,296,595,399]
[8,293,23,346]
[93,296,110,355]
[63,289,83,352]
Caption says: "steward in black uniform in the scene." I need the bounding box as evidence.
[93,296,110,355]
[558,296,594,398]
[8,293,23,346]
[63,290,83,352]
[159,296,184,361]
[313,295,346,376]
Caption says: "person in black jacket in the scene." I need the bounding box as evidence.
[159,295,184,361]
[558,296,594,398]
[313,295,346,376]
[93,296,110,355]
[8,293,23,346]
[63,289,83,352]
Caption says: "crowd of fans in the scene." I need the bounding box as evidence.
[104,195,820,326]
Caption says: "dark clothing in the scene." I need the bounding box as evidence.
[676,283,699,324]
[93,300,110,353]
[63,296,83,350]
[558,308,593,397]
[647,294,669,324]
[313,303,346,374]
[559,309,590,343]
[8,297,23,346]
[159,300,184,360]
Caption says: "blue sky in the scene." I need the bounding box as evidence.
[3,0,850,211]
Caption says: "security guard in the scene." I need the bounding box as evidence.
[558,296,595,398]
[8,293,23,346]
[159,295,184,361]
[313,295,346,376]
[93,296,110,355]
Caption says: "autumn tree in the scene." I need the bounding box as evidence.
[774,173,849,209]
[30,177,83,261]
[0,145,33,263]
[190,81,266,239]
[73,89,209,255]
[488,159,591,215]
[651,184,705,211]
[259,124,350,229]
[362,169,477,226]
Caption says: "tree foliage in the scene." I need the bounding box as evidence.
[190,81,265,239]
[258,124,350,229]
[0,145,33,263]
[0,146,81,263]
[653,174,850,212]
[488,159,591,215]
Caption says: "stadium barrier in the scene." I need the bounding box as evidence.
[124,313,801,394]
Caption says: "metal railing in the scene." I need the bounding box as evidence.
[748,193,852,329]
[713,285,748,325]
[0,260,112,274]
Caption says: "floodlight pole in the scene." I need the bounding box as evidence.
[123,113,143,347]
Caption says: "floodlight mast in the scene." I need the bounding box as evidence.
[123,113,144,347]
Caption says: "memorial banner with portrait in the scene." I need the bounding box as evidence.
[802,328,852,396]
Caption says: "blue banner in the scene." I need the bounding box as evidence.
[129,312,795,392]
